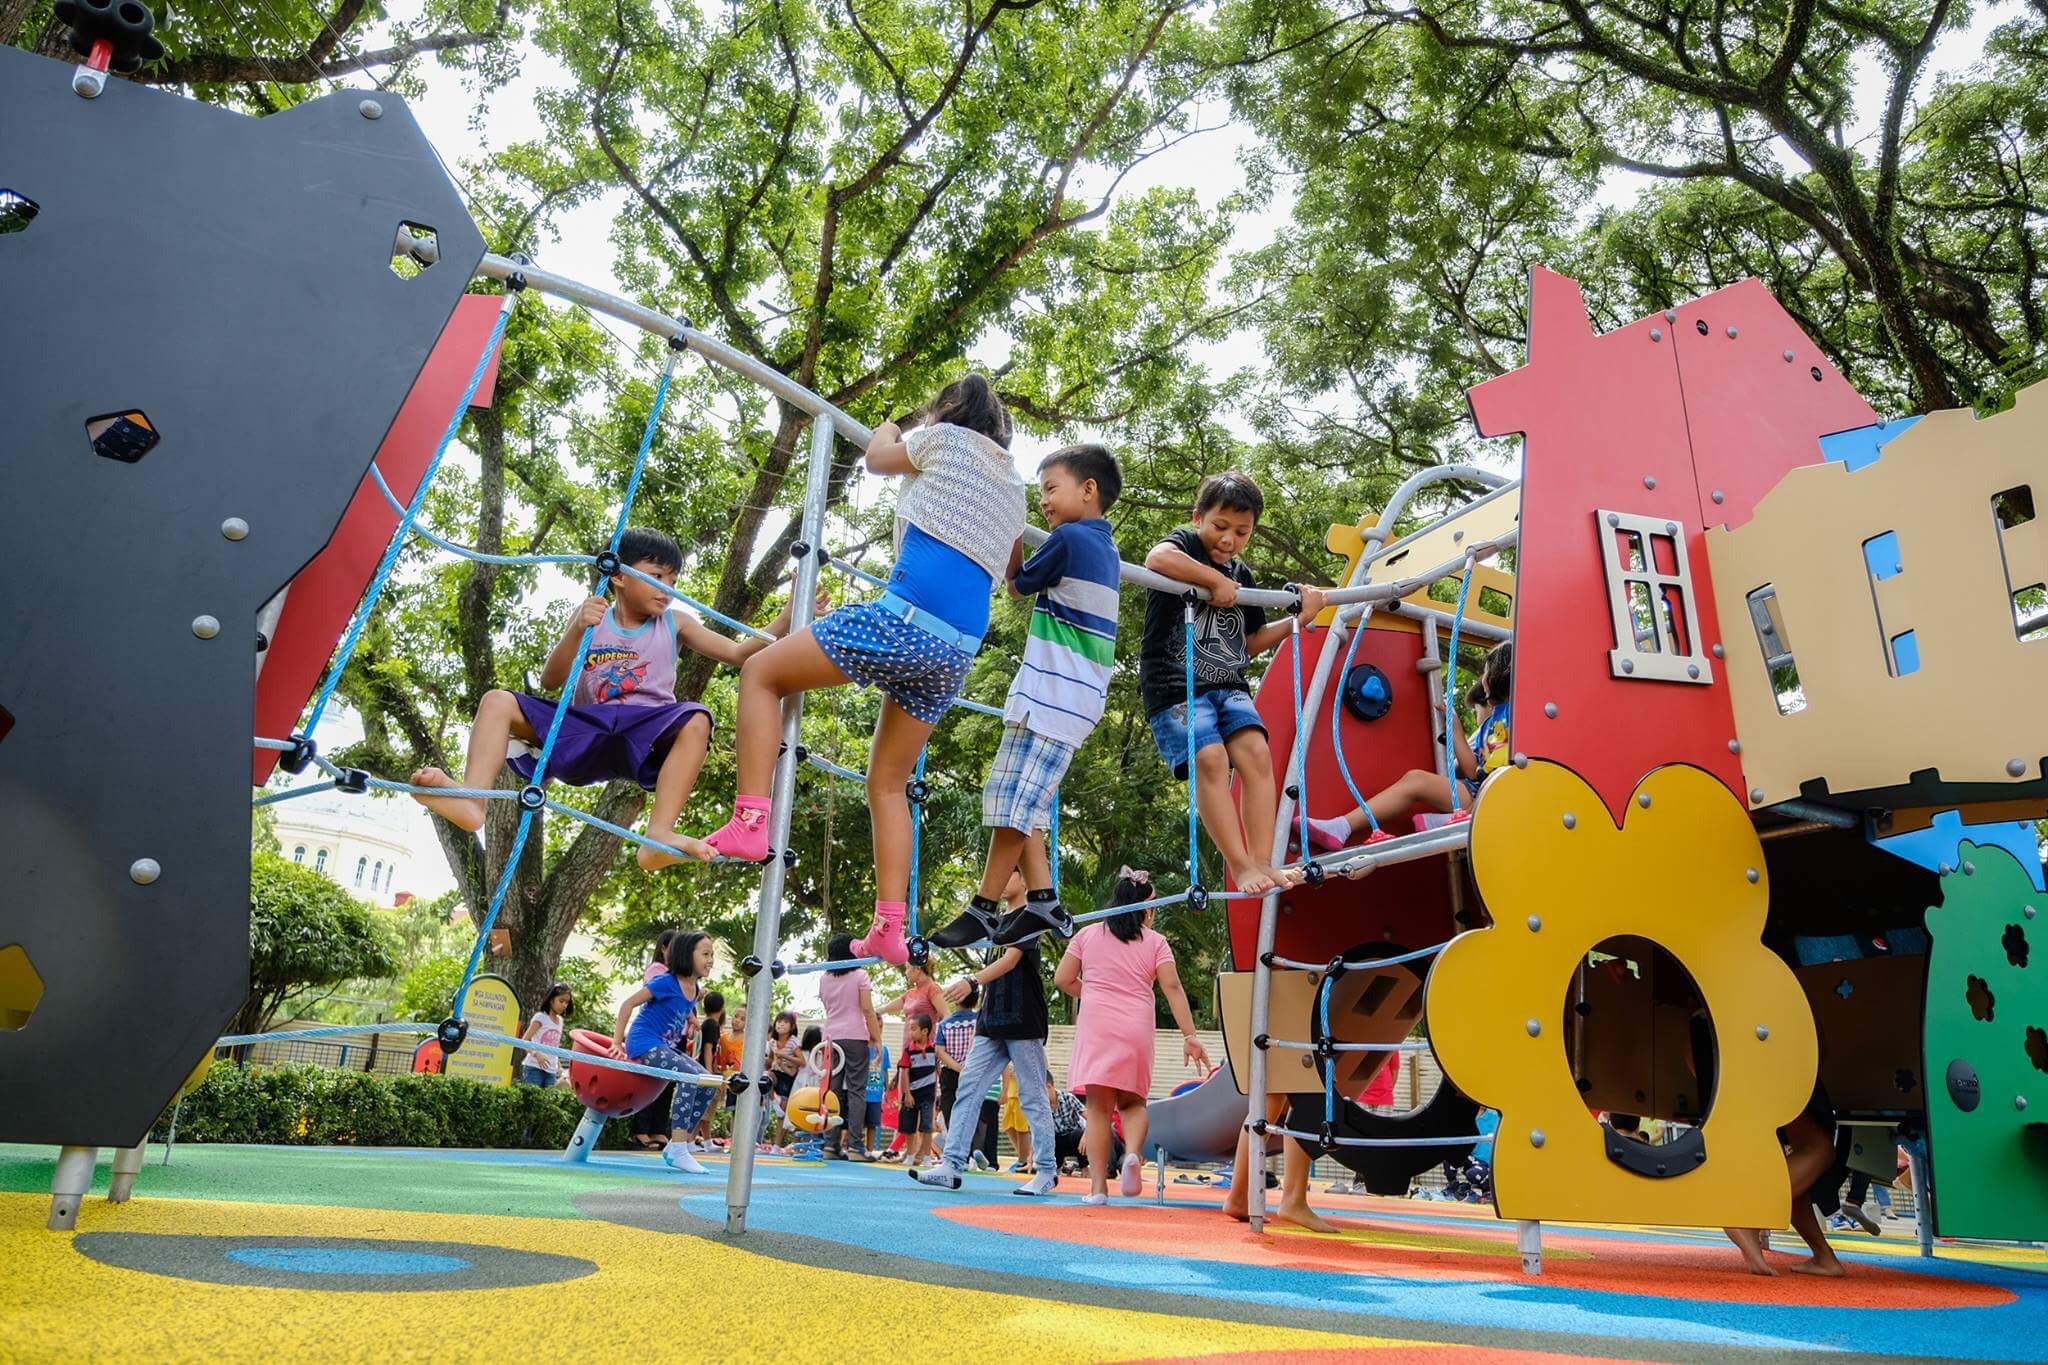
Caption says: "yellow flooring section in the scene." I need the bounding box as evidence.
[0,1192,1410,1363]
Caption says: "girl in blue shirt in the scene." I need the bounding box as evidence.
[608,930,720,1173]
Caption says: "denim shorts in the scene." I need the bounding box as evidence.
[1147,688,1266,779]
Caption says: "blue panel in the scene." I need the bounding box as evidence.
[1819,416,1922,472]
[1875,808,2046,891]
[1864,530,1904,581]
[1891,629,1921,676]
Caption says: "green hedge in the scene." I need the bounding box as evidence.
[150,1063,644,1150]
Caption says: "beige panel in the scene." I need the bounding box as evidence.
[1321,487,1522,631]
[1705,386,2048,805]
[1216,965,1424,1096]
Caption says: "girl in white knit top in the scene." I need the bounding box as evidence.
[693,375,1026,966]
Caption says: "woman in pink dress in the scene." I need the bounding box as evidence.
[1054,869,1211,1204]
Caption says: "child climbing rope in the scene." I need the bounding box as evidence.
[1053,870,1212,1205]
[691,376,1027,965]
[1303,641,1513,857]
[605,930,721,1174]
[927,444,1125,949]
[1139,472,1327,896]
[407,527,804,868]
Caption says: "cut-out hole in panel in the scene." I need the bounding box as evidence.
[390,222,440,279]
[1995,485,2035,531]
[1890,630,1921,676]
[0,188,36,235]
[1615,529,1646,572]
[1967,974,1996,1023]
[1569,937,1718,1127]
[2013,584,2048,642]
[1649,534,1679,578]
[2027,1025,2048,1076]
[85,410,159,463]
[1863,530,1905,581]
[0,944,43,1031]
[1627,581,1661,652]
[1659,586,1691,656]
[2005,923,2031,969]
[1746,584,1805,715]
[0,702,12,747]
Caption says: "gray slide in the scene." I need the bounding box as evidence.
[1143,1069,1265,1199]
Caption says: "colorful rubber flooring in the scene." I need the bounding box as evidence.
[2,1143,2044,1362]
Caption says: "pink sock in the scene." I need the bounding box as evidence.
[854,900,908,966]
[705,796,772,862]
[1306,814,1354,852]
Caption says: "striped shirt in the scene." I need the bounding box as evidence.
[1005,518,1121,746]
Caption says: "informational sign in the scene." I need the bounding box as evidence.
[441,973,519,1088]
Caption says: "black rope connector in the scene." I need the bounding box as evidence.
[1325,955,1349,980]
[1318,1121,1339,1150]
[1181,588,1202,609]
[1252,1032,1270,1051]
[55,0,164,73]
[1285,584,1305,617]
[905,778,931,805]
[518,784,546,811]
[1186,884,1210,912]
[739,954,765,978]
[790,541,812,560]
[1249,1119,1270,1136]
[780,848,798,868]
[906,936,932,968]
[1285,784,1300,801]
[1302,861,1326,887]
[334,768,371,795]
[280,733,318,775]
[769,959,788,980]
[1258,951,1277,968]
[794,743,809,762]
[667,333,688,353]
[593,549,622,578]
[435,1017,469,1055]
[1312,1036,1338,1061]
[725,1072,751,1098]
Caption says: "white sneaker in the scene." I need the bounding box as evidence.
[969,1153,990,1172]
[1014,1171,1058,1197]
[662,1144,707,1175]
[1119,1153,1143,1198]
[1080,1192,1107,1206]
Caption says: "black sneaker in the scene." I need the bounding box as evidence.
[928,896,1000,950]
[993,897,1072,945]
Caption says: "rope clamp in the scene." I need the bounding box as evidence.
[1302,861,1326,887]
[1252,1032,1270,1051]
[593,550,622,578]
[780,848,797,868]
[724,1072,752,1098]
[769,959,788,980]
[739,954,765,978]
[667,334,688,353]
[1249,1118,1270,1136]
[1187,884,1210,912]
[435,1017,470,1055]
[1312,1036,1338,1061]
[790,541,811,559]
[906,936,932,968]
[906,778,931,805]
[517,784,546,811]
[334,768,371,795]
[1284,583,1305,617]
[1319,1121,1339,1149]
[1181,589,1201,610]
[280,733,318,775]
[794,743,810,762]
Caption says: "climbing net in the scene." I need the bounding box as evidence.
[238,253,1519,1231]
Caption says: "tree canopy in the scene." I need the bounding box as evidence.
[239,851,401,1038]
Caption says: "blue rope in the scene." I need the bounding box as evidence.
[366,464,596,571]
[452,357,678,1019]
[908,746,928,936]
[1182,602,1201,895]
[301,292,517,740]
[1319,970,1335,1129]
[1329,608,1381,833]
[1444,557,1475,812]
[1048,789,1060,898]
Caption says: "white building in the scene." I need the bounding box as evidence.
[272,789,425,907]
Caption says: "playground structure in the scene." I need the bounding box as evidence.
[2,24,2045,1266]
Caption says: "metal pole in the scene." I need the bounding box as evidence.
[724,414,836,1233]
[48,1145,97,1230]
[1246,463,1511,1231]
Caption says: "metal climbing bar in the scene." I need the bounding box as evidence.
[1262,1123,1476,1149]
[1444,552,1478,811]
[1265,940,1450,972]
[541,798,742,865]
[464,1030,726,1087]
[783,955,883,976]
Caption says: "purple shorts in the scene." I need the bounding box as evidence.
[510,694,710,790]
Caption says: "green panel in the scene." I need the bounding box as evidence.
[1922,841,2048,1240]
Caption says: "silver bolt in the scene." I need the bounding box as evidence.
[1562,813,1577,830]
[1750,788,1765,804]
[1665,521,1678,535]
[1525,1019,1542,1037]
[1963,862,1976,876]
[1529,1129,1546,1148]
[1453,529,1464,542]
[1687,663,1700,679]
[221,518,249,541]
[1783,350,1795,363]
[2027,905,2038,920]
[2009,758,2028,778]
[1644,475,1657,490]
[1746,867,1760,884]
[1544,702,1558,719]
[191,615,221,640]
[1729,739,1742,754]
[1711,490,1725,505]
[359,99,383,119]
[1637,792,1652,809]
[1621,658,1635,674]
[129,858,161,885]
[1939,863,1953,876]
[1526,915,1542,932]
[1650,328,1663,342]
[1606,512,1620,527]
[1711,642,1725,658]
[1512,752,1528,769]
[1726,326,1739,339]
[1664,310,1676,322]
[1756,1025,1770,1041]
[2019,1096,2030,1112]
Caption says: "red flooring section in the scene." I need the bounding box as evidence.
[944,1203,2013,1310]
[1119,1348,1633,1363]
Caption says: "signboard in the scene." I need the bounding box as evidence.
[441,973,519,1088]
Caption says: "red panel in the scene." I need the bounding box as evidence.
[1670,278,1877,531]
[1230,625,1461,970]
[1465,267,1744,821]
[251,295,504,782]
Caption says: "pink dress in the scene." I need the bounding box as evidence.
[1065,923,1174,1097]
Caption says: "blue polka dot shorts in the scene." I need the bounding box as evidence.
[812,602,974,724]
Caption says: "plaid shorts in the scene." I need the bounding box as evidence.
[982,723,1077,832]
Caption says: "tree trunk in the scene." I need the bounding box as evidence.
[0,0,41,47]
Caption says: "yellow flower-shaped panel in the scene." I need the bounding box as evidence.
[1424,759,1818,1229]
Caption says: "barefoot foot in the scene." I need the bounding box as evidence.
[1788,1256,1847,1278]
[1230,863,1279,897]
[1726,1227,1777,1276]
[636,832,716,870]
[1221,1198,1249,1223]
[408,768,487,832]
[1275,1198,1337,1234]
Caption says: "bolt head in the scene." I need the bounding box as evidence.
[359,99,383,119]
[1606,512,1620,527]
[221,517,249,541]
[1687,663,1700,679]
[1562,812,1577,830]
[2008,758,2028,778]
[1963,861,1976,876]
[1665,521,1678,535]
[129,858,161,885]
[191,615,220,639]
[1644,475,1657,490]
[1711,642,1725,658]
[2027,905,2037,919]
[1783,349,1795,362]
[1650,328,1663,342]
[1746,867,1760,884]
[1749,787,1765,804]
[1620,658,1635,674]
[1728,739,1742,754]
[1664,310,1676,321]
[1525,1019,1542,1037]
[1529,1129,1546,1148]
[1526,915,1542,932]
[1543,702,1558,719]
[1756,1025,1770,1041]
[1637,792,1652,809]
[2018,1096,2030,1112]
[1726,326,1739,338]
[1512,752,1528,769]
[1711,489,1726,504]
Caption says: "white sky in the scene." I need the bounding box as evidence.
[278,4,2010,969]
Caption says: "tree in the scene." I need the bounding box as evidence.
[235,851,400,1038]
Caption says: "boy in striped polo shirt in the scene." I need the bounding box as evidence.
[929,445,1124,949]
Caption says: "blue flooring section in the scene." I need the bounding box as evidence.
[225,1246,472,1275]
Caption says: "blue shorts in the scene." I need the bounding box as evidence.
[982,724,1077,832]
[1147,688,1266,779]
[812,602,974,725]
